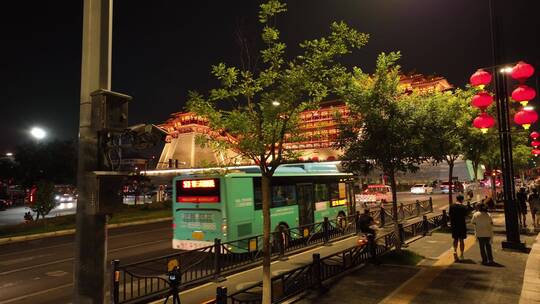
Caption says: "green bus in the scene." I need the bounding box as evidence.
[172,163,355,250]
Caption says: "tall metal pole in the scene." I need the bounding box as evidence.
[489,0,524,250]
[74,0,112,302]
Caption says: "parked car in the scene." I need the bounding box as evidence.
[0,199,8,211]
[410,184,433,194]
[355,184,392,208]
[440,181,464,194]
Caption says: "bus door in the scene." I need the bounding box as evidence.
[296,183,315,226]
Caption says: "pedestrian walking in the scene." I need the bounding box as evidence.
[516,187,528,228]
[449,194,468,261]
[529,188,540,228]
[471,204,494,265]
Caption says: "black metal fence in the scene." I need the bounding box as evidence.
[111,199,434,304]
[225,212,446,304]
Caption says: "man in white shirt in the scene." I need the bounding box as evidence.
[471,204,494,265]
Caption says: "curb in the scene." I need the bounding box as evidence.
[0,217,172,245]
[519,232,540,304]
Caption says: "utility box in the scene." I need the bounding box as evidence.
[91,89,132,132]
[93,171,130,215]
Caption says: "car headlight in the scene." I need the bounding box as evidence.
[55,195,61,200]
[67,197,73,201]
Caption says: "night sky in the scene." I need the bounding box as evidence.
[0,0,538,152]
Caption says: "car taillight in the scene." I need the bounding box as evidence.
[172,223,176,229]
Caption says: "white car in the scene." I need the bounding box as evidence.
[410,184,433,194]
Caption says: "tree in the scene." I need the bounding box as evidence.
[186,1,368,302]
[336,52,428,250]
[462,129,493,181]
[31,180,56,220]
[418,88,475,206]
[513,144,532,182]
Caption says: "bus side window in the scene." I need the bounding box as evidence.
[314,184,329,202]
[254,182,262,210]
[272,185,296,208]
[329,183,339,202]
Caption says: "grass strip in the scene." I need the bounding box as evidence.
[0,201,171,239]
[378,249,424,266]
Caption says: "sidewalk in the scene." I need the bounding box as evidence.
[297,213,539,304]
[154,215,426,304]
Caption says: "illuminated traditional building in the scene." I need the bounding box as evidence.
[156,74,452,169]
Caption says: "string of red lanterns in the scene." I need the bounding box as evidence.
[470,61,537,135]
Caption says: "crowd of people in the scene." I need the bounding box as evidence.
[516,186,540,229]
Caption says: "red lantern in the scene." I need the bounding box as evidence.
[532,149,540,157]
[473,112,496,133]
[471,91,494,110]
[470,69,492,88]
[532,140,540,148]
[511,61,535,82]
[512,85,536,106]
[514,108,538,130]
[530,131,540,139]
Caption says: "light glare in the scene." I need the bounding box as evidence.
[30,127,47,140]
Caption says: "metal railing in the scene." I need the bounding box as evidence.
[111,199,433,304]
[225,212,446,304]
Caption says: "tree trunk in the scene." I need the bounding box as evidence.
[388,171,401,252]
[448,160,454,208]
[471,161,479,182]
[261,174,272,304]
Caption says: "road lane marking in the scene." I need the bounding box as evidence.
[0,258,74,276]
[378,236,476,304]
[0,254,52,266]
[0,283,73,304]
[0,227,170,258]
[0,238,170,275]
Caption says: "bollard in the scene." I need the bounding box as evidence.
[416,200,421,216]
[367,234,377,261]
[213,239,225,282]
[323,217,331,246]
[111,259,120,304]
[422,215,429,236]
[442,209,448,228]
[398,223,405,245]
[312,253,322,290]
[380,206,385,227]
[429,197,433,212]
[216,286,228,304]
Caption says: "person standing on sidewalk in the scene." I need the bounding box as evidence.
[450,194,468,261]
[529,188,540,228]
[471,203,494,265]
[517,187,528,228]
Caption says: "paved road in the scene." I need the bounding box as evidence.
[0,192,475,304]
[0,221,175,304]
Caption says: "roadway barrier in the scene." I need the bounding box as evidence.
[110,199,433,304]
[226,212,446,304]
